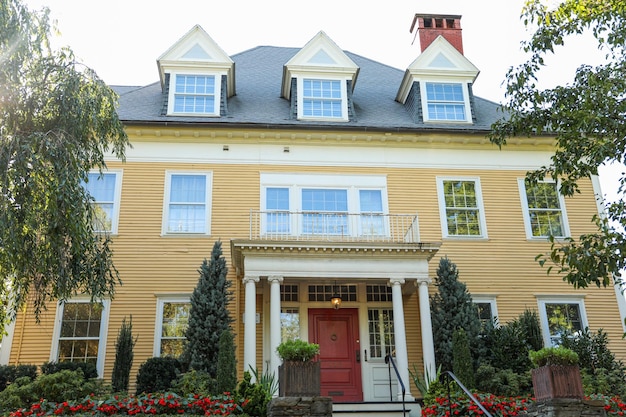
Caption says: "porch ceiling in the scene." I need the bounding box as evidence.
[230,239,441,281]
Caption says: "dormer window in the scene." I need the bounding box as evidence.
[301,78,345,119]
[396,33,479,125]
[282,31,359,122]
[424,82,467,121]
[169,73,219,115]
[157,25,235,118]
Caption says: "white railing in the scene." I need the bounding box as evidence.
[249,210,420,243]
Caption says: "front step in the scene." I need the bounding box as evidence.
[333,401,419,417]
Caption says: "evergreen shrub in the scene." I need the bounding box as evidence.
[452,328,475,389]
[0,364,37,392]
[40,361,98,379]
[135,357,181,394]
[0,370,101,413]
[236,371,271,417]
[172,369,216,397]
[215,329,237,394]
[111,316,136,393]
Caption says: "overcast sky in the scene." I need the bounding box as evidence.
[22,0,624,202]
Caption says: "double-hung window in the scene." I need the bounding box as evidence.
[519,179,568,238]
[424,82,467,121]
[302,79,342,118]
[169,74,219,116]
[51,299,110,377]
[155,298,191,357]
[261,174,388,239]
[437,178,487,238]
[538,298,587,346]
[473,297,498,327]
[302,189,348,235]
[83,171,122,233]
[163,172,212,235]
[298,78,347,120]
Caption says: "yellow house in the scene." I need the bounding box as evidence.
[2,13,625,415]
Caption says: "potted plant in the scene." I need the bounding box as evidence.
[529,346,584,401]
[277,339,320,397]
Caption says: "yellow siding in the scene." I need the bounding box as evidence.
[8,128,625,385]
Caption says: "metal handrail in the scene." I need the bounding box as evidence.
[441,371,494,417]
[384,354,407,417]
[249,210,420,243]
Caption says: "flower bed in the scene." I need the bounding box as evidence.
[421,394,626,417]
[9,392,246,416]
[421,393,531,417]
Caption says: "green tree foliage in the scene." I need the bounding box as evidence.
[0,0,129,327]
[430,257,481,372]
[560,328,626,396]
[489,0,626,289]
[215,329,237,395]
[452,328,475,389]
[182,240,233,376]
[111,316,137,393]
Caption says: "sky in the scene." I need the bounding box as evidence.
[21,0,624,203]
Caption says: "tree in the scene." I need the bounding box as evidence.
[452,328,475,389]
[489,0,626,289]
[430,257,481,373]
[182,240,233,376]
[111,316,137,393]
[215,329,237,394]
[0,0,129,327]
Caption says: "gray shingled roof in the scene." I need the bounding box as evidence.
[115,46,502,132]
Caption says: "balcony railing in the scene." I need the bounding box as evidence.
[249,210,420,243]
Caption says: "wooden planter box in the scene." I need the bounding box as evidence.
[279,361,321,397]
[531,365,584,401]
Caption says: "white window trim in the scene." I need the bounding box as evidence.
[436,176,488,239]
[473,296,499,326]
[49,297,110,378]
[420,80,473,123]
[166,72,223,117]
[518,178,570,239]
[296,75,350,122]
[537,296,588,347]
[162,171,213,236]
[86,170,123,235]
[153,296,191,357]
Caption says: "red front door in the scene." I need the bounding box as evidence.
[309,308,363,402]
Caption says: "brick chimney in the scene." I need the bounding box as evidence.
[410,14,463,54]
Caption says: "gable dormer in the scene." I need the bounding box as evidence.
[282,31,359,122]
[397,18,479,124]
[157,25,235,117]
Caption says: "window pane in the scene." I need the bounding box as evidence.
[173,75,216,114]
[84,173,117,232]
[443,180,481,236]
[281,308,300,342]
[160,301,190,357]
[525,181,564,237]
[368,309,395,358]
[546,303,583,344]
[168,175,207,233]
[302,79,343,118]
[426,83,466,121]
[57,302,103,365]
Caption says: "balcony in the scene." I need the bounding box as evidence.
[248,210,420,243]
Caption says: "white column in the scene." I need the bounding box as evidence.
[243,275,260,380]
[268,275,283,384]
[389,277,412,400]
[417,278,436,385]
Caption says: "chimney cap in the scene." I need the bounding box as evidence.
[410,13,462,33]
